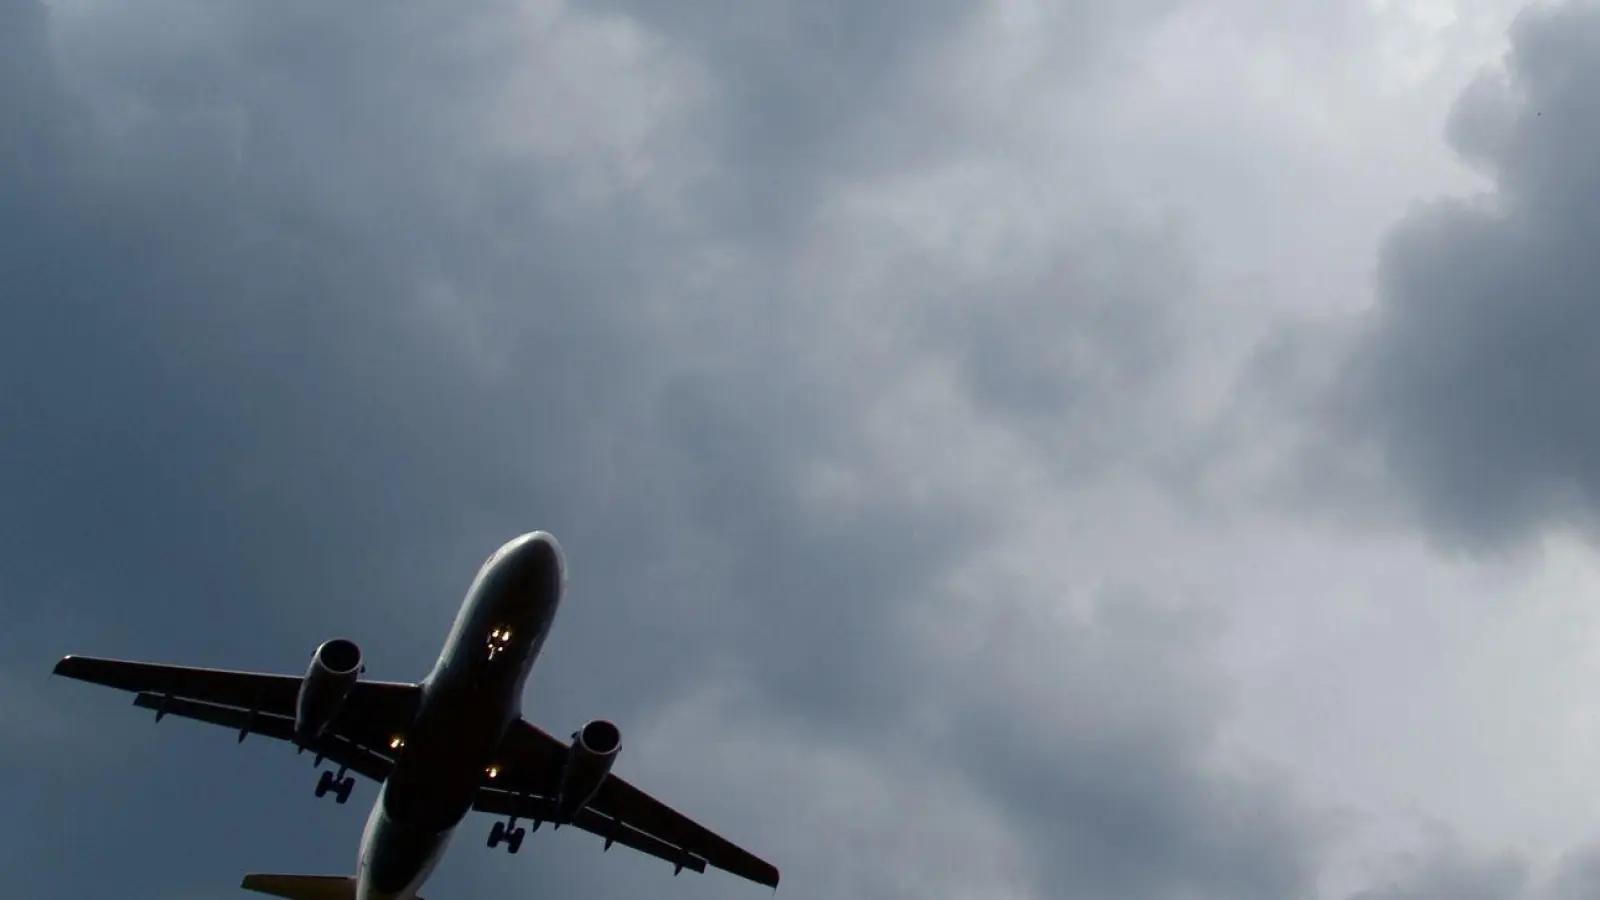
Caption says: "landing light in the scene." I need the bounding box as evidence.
[487,766,500,778]
[390,736,405,750]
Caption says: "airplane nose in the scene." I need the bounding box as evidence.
[513,531,565,583]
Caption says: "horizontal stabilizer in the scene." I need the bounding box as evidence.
[241,873,424,900]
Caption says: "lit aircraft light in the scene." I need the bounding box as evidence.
[390,736,405,749]
[487,766,500,778]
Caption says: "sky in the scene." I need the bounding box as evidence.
[9,0,1600,898]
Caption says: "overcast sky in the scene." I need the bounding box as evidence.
[10,0,1600,898]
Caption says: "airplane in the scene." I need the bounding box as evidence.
[51,531,780,900]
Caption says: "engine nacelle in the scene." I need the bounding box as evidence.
[294,638,364,746]
[556,719,621,821]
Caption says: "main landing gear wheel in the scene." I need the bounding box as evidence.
[315,769,356,804]
[488,820,526,854]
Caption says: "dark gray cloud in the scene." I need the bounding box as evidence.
[0,1,1343,899]
[580,0,976,240]
[1325,1,1600,553]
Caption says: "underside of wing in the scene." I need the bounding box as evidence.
[477,718,779,888]
[473,788,708,876]
[53,654,421,781]
[130,693,394,782]
[590,773,780,888]
[54,655,304,717]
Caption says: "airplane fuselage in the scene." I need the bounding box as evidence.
[353,531,565,900]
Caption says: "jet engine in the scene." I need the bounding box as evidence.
[294,638,364,746]
[556,719,621,822]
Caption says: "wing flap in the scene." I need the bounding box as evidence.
[473,788,708,876]
[131,693,393,782]
[592,775,780,888]
[489,719,779,888]
[133,691,296,741]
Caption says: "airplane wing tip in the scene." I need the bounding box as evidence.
[747,861,780,889]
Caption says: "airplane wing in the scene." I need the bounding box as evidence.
[472,718,780,889]
[473,788,709,877]
[52,654,421,781]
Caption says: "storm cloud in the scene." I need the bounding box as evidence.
[1331,2,1600,552]
[0,0,1337,897]
[10,0,1600,900]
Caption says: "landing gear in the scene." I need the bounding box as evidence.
[488,818,526,854]
[315,768,355,804]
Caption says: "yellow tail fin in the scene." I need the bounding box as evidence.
[242,873,432,900]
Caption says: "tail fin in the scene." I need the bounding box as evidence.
[243,873,429,900]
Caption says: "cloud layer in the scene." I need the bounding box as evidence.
[9,0,1600,899]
